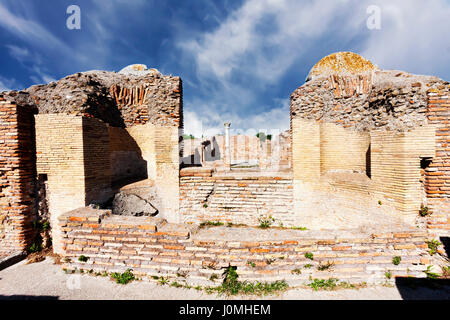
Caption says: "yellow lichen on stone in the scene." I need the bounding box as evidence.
[307,52,379,80]
[132,64,147,71]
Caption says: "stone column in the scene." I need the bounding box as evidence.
[224,122,231,169]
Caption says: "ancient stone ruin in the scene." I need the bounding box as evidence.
[0,55,448,285]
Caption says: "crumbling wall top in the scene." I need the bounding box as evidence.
[292,52,448,132]
[1,67,182,128]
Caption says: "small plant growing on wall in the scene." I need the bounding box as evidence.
[317,261,335,271]
[111,269,135,284]
[209,274,219,281]
[291,268,302,275]
[426,239,442,256]
[199,221,224,228]
[392,256,401,265]
[291,226,308,231]
[28,241,42,253]
[419,204,430,217]
[78,255,89,262]
[258,215,275,229]
[305,252,314,260]
[424,266,440,279]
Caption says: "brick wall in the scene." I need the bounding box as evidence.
[370,125,436,222]
[320,122,370,174]
[291,68,448,229]
[180,170,294,226]
[426,85,450,235]
[59,208,432,285]
[0,99,36,255]
[35,114,113,253]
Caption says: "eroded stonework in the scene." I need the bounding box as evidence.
[2,70,182,128]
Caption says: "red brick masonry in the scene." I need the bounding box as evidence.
[0,99,36,255]
[59,207,435,285]
[425,87,450,236]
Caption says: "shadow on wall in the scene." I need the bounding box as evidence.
[394,278,450,300]
[180,148,202,168]
[83,93,126,128]
[441,237,450,258]
[366,144,371,178]
[82,119,148,206]
[204,137,221,162]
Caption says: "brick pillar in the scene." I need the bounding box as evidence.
[224,122,231,169]
[0,100,36,255]
[259,139,268,170]
[154,125,180,223]
[425,86,450,235]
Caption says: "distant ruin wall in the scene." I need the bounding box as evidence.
[0,99,36,255]
[182,132,291,169]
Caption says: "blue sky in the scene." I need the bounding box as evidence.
[1,0,449,137]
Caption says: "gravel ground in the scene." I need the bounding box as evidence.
[0,257,448,300]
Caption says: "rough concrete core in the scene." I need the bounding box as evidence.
[1,69,182,128]
[112,179,161,217]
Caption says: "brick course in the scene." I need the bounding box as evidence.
[59,208,432,285]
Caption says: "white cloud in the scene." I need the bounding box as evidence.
[0,4,73,56]
[179,0,357,85]
[361,0,450,79]
[180,0,450,135]
[179,0,361,134]
[0,76,20,92]
[5,44,31,62]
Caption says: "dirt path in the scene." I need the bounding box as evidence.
[0,257,448,300]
